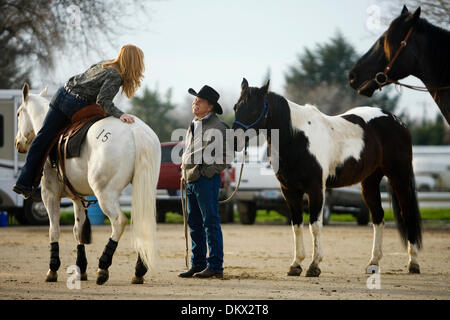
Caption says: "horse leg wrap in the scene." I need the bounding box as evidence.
[76,244,88,274]
[98,238,118,270]
[49,242,61,272]
[135,255,148,278]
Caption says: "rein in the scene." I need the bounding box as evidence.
[361,26,450,94]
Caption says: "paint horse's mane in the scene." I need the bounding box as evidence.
[265,91,291,124]
[264,91,330,136]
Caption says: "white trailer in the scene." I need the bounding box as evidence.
[0,89,70,225]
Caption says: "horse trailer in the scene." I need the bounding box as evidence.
[0,89,72,225]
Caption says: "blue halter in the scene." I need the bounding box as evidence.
[232,100,269,130]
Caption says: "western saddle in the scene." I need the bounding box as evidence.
[34,104,107,208]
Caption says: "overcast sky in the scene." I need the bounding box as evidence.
[34,0,444,122]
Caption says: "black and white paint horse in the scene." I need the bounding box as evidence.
[349,6,450,124]
[233,78,422,277]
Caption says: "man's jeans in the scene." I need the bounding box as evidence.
[16,86,88,187]
[186,174,223,273]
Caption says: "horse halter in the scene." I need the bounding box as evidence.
[373,26,414,89]
[232,100,269,130]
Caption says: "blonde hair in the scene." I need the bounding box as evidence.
[102,44,145,98]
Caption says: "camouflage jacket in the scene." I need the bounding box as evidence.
[65,61,124,118]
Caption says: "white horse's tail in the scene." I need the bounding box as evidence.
[130,122,161,272]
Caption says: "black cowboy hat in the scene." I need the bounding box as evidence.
[188,85,223,115]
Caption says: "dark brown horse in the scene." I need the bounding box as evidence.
[349,6,450,124]
[233,78,422,277]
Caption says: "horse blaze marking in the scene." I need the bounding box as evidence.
[96,129,111,142]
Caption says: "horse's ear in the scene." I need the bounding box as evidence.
[405,6,421,23]
[401,5,409,15]
[260,79,270,96]
[412,7,421,22]
[39,85,48,97]
[22,82,29,102]
[241,78,249,93]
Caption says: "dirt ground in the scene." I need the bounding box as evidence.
[0,222,449,300]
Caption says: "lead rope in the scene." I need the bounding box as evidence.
[180,176,189,268]
[219,161,245,204]
[180,145,248,268]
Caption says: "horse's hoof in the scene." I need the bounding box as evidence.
[96,269,109,285]
[45,270,58,282]
[365,264,380,274]
[131,275,144,284]
[287,265,302,276]
[306,264,321,277]
[408,262,420,274]
[80,272,88,281]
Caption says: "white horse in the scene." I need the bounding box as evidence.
[15,84,161,285]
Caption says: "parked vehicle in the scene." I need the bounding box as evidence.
[232,144,370,225]
[380,146,450,192]
[412,146,450,191]
[155,142,236,223]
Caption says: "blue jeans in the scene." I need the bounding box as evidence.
[50,86,90,118]
[187,174,223,273]
[16,86,88,187]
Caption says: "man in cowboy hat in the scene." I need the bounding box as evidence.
[179,85,232,279]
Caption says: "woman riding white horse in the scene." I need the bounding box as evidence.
[14,44,140,199]
[15,45,161,285]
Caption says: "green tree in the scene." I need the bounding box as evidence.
[284,31,400,116]
[408,115,449,145]
[130,86,179,142]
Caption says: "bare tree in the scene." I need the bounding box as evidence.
[0,0,151,88]
[388,1,450,27]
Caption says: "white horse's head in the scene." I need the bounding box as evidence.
[15,83,49,153]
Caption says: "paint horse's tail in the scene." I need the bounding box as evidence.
[389,174,422,249]
[130,121,161,273]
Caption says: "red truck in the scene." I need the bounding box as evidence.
[156,142,235,223]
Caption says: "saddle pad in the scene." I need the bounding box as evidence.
[65,117,100,158]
